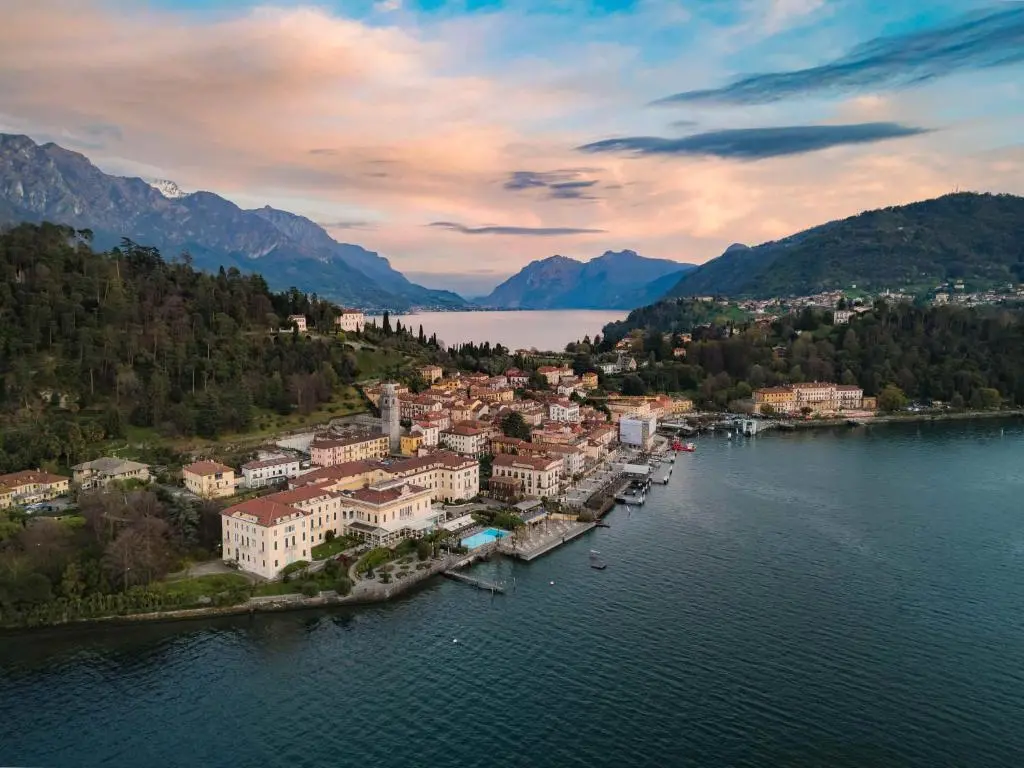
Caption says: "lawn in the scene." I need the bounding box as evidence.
[311,536,360,560]
[152,573,251,603]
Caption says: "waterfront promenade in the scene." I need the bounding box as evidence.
[501,518,596,561]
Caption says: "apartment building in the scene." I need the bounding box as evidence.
[240,455,302,488]
[536,365,572,386]
[309,431,389,467]
[753,387,798,415]
[440,423,489,457]
[549,399,581,423]
[491,454,562,499]
[419,364,444,384]
[0,470,71,509]
[183,461,236,499]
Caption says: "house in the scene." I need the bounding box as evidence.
[505,369,530,388]
[221,497,312,579]
[440,423,489,457]
[72,457,151,489]
[491,454,562,499]
[835,385,864,410]
[418,364,444,384]
[533,442,585,479]
[287,314,307,332]
[183,460,236,499]
[0,470,71,509]
[536,365,572,386]
[240,455,302,489]
[549,399,581,423]
[581,372,599,389]
[335,308,365,333]
[309,431,389,467]
[400,433,424,456]
[833,309,854,324]
[412,421,440,447]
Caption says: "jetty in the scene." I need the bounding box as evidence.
[442,570,505,594]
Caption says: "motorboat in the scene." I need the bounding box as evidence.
[589,550,607,570]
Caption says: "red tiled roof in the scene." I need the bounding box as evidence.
[345,482,428,505]
[292,460,378,487]
[0,469,68,488]
[184,460,233,476]
[493,453,561,471]
[311,431,386,449]
[242,456,298,471]
[267,485,336,506]
[222,497,307,527]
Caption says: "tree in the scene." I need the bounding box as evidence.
[622,374,646,396]
[500,411,531,441]
[381,311,392,335]
[877,385,908,413]
[528,371,549,390]
[977,388,1002,409]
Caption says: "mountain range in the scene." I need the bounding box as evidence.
[0,133,463,310]
[478,251,695,309]
[667,193,1024,299]
[0,133,698,313]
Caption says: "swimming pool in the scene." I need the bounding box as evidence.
[461,527,509,549]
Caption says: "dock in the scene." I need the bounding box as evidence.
[441,570,505,593]
[501,520,596,562]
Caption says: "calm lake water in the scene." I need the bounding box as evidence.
[3,420,1024,768]
[391,310,627,350]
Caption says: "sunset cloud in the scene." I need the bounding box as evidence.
[0,0,1020,284]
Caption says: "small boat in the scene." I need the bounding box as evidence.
[675,441,696,453]
[589,550,607,570]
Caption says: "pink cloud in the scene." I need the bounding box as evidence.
[0,0,1021,279]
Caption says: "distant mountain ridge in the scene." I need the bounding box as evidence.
[481,250,696,309]
[667,193,1024,299]
[0,133,466,310]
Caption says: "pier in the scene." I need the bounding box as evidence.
[441,570,506,594]
[500,520,596,561]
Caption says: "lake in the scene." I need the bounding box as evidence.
[3,420,1024,768]
[390,310,627,350]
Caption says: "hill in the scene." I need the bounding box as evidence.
[667,193,1024,298]
[0,134,465,310]
[481,250,695,309]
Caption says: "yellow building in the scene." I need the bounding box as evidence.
[581,372,599,389]
[753,387,797,415]
[400,433,424,456]
[0,470,70,508]
[183,460,236,499]
[418,365,444,384]
[309,432,389,467]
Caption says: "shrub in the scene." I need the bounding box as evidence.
[324,530,336,542]
[380,572,392,584]
[416,540,432,561]
[280,560,311,582]
[322,559,341,578]
[334,576,352,596]
[299,581,320,597]
[356,547,392,575]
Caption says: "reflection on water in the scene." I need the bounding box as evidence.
[3,420,1024,768]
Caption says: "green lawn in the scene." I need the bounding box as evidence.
[152,573,251,603]
[311,536,359,560]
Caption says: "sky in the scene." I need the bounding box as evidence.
[1,0,1022,296]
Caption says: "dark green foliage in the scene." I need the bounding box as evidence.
[500,411,531,441]
[600,300,1024,407]
[0,223,360,469]
[601,299,749,349]
[668,193,1024,298]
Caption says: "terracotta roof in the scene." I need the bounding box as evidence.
[444,424,483,437]
[345,482,429,506]
[0,469,68,488]
[184,460,233,476]
[222,497,307,527]
[292,460,378,487]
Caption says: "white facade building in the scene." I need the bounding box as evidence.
[619,414,657,450]
[335,309,365,333]
[549,399,581,423]
[287,314,307,332]
[491,454,562,498]
[241,456,302,489]
[222,498,311,579]
[440,424,489,457]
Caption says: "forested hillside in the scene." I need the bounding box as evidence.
[597,300,1024,409]
[0,223,362,470]
[667,193,1024,298]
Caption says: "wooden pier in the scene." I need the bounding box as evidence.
[441,570,505,594]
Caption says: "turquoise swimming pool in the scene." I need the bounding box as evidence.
[461,527,509,549]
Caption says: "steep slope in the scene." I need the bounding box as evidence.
[668,194,1024,298]
[0,133,465,309]
[481,250,694,309]
[252,207,464,307]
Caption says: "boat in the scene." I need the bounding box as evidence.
[673,440,696,453]
[589,550,607,570]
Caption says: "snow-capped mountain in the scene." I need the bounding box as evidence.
[147,178,189,199]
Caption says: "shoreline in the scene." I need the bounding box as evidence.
[779,408,1024,430]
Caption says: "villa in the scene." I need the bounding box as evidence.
[72,457,150,489]
[183,460,235,499]
[0,469,70,509]
[335,308,365,333]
